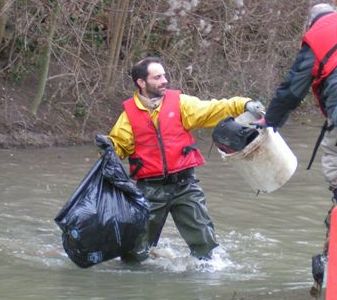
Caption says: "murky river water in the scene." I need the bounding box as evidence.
[0,121,332,299]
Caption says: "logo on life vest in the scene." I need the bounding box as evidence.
[168,111,175,118]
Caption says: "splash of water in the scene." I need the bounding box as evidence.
[143,238,239,273]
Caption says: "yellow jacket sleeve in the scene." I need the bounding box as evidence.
[108,111,134,160]
[179,94,251,130]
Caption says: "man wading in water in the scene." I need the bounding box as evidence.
[107,56,264,262]
[253,3,337,296]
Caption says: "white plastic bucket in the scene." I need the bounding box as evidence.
[217,112,297,193]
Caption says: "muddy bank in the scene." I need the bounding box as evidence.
[0,81,115,149]
[0,108,324,149]
[0,131,94,149]
[0,77,325,149]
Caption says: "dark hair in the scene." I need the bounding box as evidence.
[131,56,163,89]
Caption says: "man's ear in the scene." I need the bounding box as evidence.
[137,78,146,89]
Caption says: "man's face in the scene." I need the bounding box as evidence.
[138,63,168,98]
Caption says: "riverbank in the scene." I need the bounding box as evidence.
[0,77,324,149]
[0,80,114,149]
[0,104,323,149]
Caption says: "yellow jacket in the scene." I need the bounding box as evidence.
[109,91,251,159]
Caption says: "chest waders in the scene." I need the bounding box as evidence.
[309,124,336,298]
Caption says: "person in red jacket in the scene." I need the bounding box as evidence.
[108,56,264,262]
[253,3,337,295]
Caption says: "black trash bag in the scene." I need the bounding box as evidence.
[212,117,259,153]
[54,135,149,268]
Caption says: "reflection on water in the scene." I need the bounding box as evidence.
[0,122,332,299]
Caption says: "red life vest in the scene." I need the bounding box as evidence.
[123,90,205,179]
[303,12,337,116]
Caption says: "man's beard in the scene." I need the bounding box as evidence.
[145,82,166,98]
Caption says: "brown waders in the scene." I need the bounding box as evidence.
[122,168,219,262]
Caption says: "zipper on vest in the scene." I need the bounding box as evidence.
[155,121,168,177]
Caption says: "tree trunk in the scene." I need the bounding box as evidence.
[0,0,9,46]
[31,4,59,115]
[105,0,130,94]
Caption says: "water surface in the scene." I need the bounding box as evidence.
[0,121,331,299]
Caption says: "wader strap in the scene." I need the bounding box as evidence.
[182,143,197,156]
[307,120,334,170]
[317,43,337,79]
[129,157,143,178]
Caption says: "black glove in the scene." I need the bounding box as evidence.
[95,134,113,151]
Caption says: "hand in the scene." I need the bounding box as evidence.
[245,100,265,118]
[250,116,267,129]
[95,134,113,150]
[250,116,277,132]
